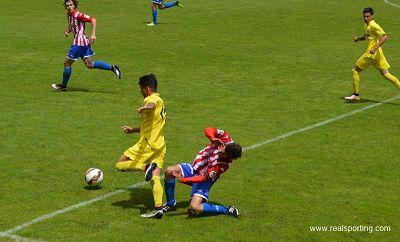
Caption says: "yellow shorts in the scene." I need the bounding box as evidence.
[116,139,166,171]
[355,52,390,70]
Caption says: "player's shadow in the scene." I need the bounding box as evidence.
[166,200,229,219]
[111,188,154,213]
[342,97,400,105]
[64,87,117,94]
[141,22,177,25]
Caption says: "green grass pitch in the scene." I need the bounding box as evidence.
[1,0,399,241]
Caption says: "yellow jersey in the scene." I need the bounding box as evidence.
[364,20,386,56]
[139,93,166,149]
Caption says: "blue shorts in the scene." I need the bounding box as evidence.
[152,0,163,4]
[67,45,95,61]
[179,163,214,201]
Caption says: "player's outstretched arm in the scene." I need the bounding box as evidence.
[177,173,207,184]
[122,126,140,134]
[137,102,156,113]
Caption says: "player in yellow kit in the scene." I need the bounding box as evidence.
[345,7,400,101]
[116,74,166,219]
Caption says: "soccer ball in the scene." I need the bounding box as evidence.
[85,168,104,186]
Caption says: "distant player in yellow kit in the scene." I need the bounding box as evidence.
[345,7,400,101]
[116,74,166,219]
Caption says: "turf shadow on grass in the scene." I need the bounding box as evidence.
[62,87,117,94]
[83,185,102,190]
[111,188,154,213]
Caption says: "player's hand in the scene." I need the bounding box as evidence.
[90,33,96,44]
[211,138,224,147]
[369,48,376,54]
[65,29,70,37]
[122,125,134,134]
[172,171,183,182]
[136,107,144,113]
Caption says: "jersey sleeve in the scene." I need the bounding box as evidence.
[372,22,386,37]
[144,95,158,105]
[75,11,93,22]
[204,127,233,144]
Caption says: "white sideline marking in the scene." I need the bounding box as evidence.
[244,95,400,151]
[0,232,45,242]
[384,0,400,8]
[2,95,400,237]
[3,181,147,235]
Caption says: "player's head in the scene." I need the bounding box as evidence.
[362,7,374,23]
[64,0,78,12]
[224,143,242,160]
[138,74,158,97]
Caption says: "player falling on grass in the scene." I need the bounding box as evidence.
[163,127,242,217]
[52,0,121,91]
[116,74,166,219]
[147,0,183,26]
[345,7,400,101]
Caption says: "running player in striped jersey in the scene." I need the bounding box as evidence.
[52,0,121,91]
[163,127,242,217]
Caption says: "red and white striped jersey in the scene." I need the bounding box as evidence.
[191,128,234,182]
[67,10,93,46]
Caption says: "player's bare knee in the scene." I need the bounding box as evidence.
[165,165,179,179]
[85,62,93,69]
[189,203,202,212]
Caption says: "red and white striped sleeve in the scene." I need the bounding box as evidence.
[204,127,233,144]
[74,11,93,22]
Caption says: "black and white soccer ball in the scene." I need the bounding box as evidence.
[85,168,104,186]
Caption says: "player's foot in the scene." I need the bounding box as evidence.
[111,65,122,79]
[226,206,240,217]
[51,83,67,91]
[344,94,360,102]
[162,202,177,212]
[147,22,157,26]
[145,163,157,182]
[177,1,183,7]
[141,207,163,219]
[187,207,200,217]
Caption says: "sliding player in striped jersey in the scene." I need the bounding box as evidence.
[163,127,242,217]
[52,0,121,91]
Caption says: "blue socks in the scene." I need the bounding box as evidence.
[62,66,71,86]
[152,9,158,24]
[164,1,178,8]
[202,203,228,214]
[164,178,176,206]
[92,61,111,70]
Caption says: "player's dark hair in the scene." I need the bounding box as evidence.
[225,143,242,160]
[138,74,158,91]
[64,0,78,8]
[363,7,374,15]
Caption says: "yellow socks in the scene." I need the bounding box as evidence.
[150,176,163,207]
[383,73,400,90]
[352,68,360,94]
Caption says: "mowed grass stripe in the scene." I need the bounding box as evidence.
[3,95,400,236]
